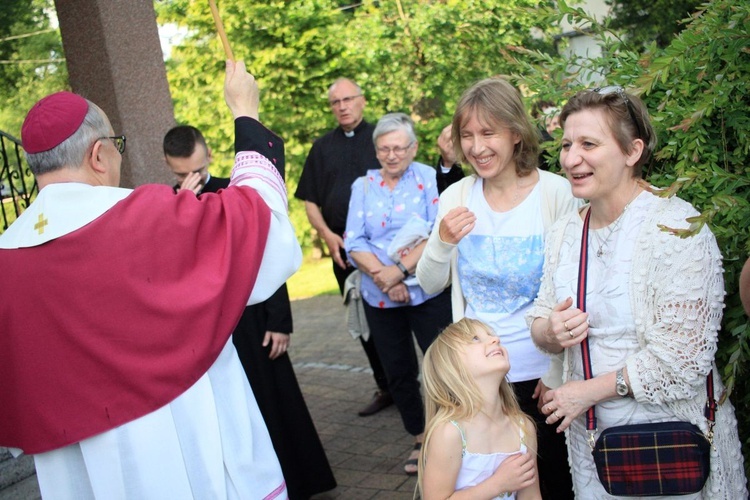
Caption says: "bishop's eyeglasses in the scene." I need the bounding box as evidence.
[100,135,127,154]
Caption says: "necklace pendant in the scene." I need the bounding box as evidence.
[597,247,604,258]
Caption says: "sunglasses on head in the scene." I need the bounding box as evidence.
[589,86,644,140]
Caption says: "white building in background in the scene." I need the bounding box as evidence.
[556,0,612,85]
[158,23,188,60]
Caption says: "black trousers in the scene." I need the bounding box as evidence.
[332,251,389,392]
[512,378,574,500]
[363,289,452,436]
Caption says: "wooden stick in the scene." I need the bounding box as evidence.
[208,0,234,61]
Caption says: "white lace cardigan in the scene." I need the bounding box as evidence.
[527,194,747,498]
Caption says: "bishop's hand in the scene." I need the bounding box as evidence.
[224,60,259,121]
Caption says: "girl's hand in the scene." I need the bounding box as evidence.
[546,297,589,349]
[488,452,537,494]
[541,380,597,432]
[438,207,476,245]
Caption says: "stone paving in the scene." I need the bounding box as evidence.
[0,294,419,499]
[294,294,419,499]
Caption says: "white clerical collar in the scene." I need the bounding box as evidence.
[344,130,355,138]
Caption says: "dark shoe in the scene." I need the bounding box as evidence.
[358,390,393,416]
[404,441,421,476]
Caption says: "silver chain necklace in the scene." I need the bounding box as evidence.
[593,214,626,257]
[592,186,640,258]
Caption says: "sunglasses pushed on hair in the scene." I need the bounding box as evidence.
[589,86,644,139]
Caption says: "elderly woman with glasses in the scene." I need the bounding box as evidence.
[344,112,452,476]
[527,87,747,498]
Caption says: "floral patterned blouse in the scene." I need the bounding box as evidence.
[344,162,440,308]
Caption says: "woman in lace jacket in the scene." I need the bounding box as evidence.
[527,87,747,498]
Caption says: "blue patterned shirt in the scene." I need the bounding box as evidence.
[345,162,440,308]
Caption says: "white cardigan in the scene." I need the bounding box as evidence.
[527,194,747,498]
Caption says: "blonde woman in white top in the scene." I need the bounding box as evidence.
[416,77,578,498]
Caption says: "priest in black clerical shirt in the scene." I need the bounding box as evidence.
[295,77,393,418]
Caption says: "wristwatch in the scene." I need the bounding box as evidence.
[396,261,410,278]
[616,368,630,397]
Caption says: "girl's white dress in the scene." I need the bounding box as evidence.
[450,419,527,499]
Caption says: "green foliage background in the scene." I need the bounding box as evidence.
[605,0,705,48]
[156,0,553,251]
[0,0,748,477]
[0,0,67,139]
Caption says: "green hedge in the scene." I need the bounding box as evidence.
[512,0,750,475]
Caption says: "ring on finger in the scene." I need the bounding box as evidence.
[553,411,561,419]
[569,329,575,338]
[564,321,569,330]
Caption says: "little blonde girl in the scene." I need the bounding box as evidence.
[419,318,541,500]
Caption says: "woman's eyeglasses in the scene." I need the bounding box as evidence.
[376,142,414,157]
[590,86,644,139]
[100,135,127,154]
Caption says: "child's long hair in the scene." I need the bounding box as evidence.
[417,318,527,495]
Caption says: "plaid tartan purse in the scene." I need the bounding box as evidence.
[592,420,711,496]
[577,208,714,497]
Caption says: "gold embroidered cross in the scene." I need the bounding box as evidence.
[34,213,49,235]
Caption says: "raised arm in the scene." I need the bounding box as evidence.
[224,60,259,121]
[223,60,302,304]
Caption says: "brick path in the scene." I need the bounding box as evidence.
[294,294,419,499]
[0,294,419,499]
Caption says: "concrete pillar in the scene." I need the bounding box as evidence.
[54,0,175,188]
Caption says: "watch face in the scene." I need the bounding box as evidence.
[616,370,628,396]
